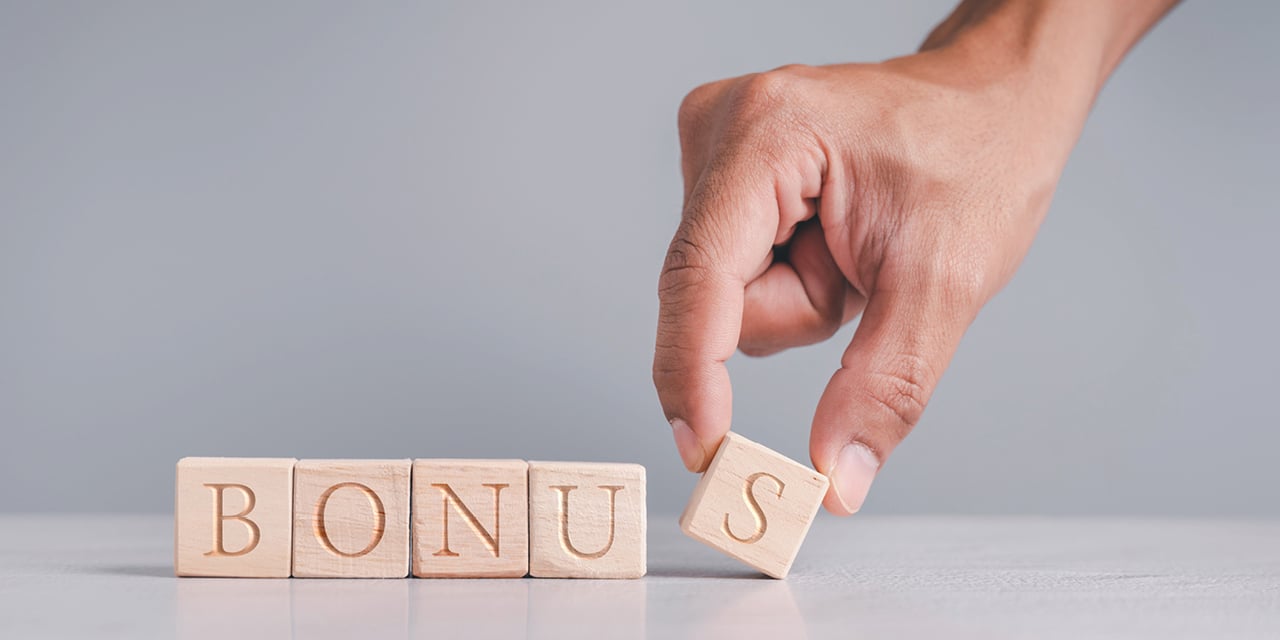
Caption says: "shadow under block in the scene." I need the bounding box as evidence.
[679,432,829,579]
[528,462,646,578]
[411,459,529,578]
[174,457,297,577]
[291,459,411,578]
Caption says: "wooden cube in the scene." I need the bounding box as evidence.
[679,432,829,579]
[174,457,296,577]
[528,462,645,579]
[291,459,411,578]
[411,459,529,578]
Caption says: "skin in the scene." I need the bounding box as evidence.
[653,0,1181,515]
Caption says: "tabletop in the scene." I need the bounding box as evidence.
[1,514,1277,639]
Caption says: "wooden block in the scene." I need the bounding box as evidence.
[174,457,296,577]
[679,432,829,579]
[291,459,411,578]
[528,461,645,579]
[411,459,529,578]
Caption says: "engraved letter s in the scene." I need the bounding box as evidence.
[722,472,785,544]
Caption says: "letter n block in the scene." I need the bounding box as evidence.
[679,432,829,579]
[411,459,529,578]
[291,459,412,578]
[528,462,646,579]
[174,457,296,577]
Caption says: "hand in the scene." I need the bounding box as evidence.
[653,0,1177,515]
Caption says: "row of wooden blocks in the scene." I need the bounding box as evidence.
[177,459,646,578]
[176,433,830,579]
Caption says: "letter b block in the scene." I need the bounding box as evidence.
[174,457,296,577]
[529,462,645,578]
[412,459,529,578]
[292,459,411,578]
[679,433,829,579]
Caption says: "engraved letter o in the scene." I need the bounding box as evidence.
[314,482,387,558]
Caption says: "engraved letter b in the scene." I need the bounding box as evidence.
[204,483,261,557]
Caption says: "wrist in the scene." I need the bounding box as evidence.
[920,0,1177,151]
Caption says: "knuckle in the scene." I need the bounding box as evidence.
[893,236,991,310]
[718,69,810,139]
[653,324,697,388]
[736,66,807,109]
[658,235,715,300]
[861,353,935,431]
[926,256,989,310]
[678,81,720,136]
[941,262,988,307]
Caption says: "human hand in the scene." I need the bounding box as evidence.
[653,0,1176,515]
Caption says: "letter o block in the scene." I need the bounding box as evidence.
[679,433,829,579]
[529,462,646,579]
[174,457,296,577]
[292,459,411,578]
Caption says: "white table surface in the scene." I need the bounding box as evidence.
[1,515,1276,639]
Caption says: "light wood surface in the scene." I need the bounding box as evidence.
[174,457,296,578]
[411,459,529,578]
[528,461,646,578]
[291,459,411,578]
[680,432,828,579]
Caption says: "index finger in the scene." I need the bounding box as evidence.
[653,155,779,471]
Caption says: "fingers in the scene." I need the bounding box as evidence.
[654,155,780,472]
[809,264,981,515]
[740,220,866,356]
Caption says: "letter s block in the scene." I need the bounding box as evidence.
[411,459,529,578]
[291,459,411,578]
[174,457,297,577]
[528,462,645,579]
[679,433,829,579]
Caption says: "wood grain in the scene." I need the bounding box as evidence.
[411,459,529,578]
[528,461,646,579]
[679,432,828,579]
[291,459,411,578]
[174,457,296,577]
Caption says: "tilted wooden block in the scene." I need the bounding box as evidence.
[291,459,411,578]
[411,459,529,578]
[174,457,296,577]
[679,432,829,579]
[528,462,646,578]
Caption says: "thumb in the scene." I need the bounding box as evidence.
[810,272,979,515]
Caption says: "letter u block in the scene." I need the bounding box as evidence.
[291,459,411,578]
[679,432,829,579]
[411,459,529,578]
[174,457,296,577]
[528,462,646,579]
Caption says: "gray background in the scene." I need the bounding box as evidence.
[1,1,1275,515]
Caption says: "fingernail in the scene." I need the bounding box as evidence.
[669,418,703,471]
[832,442,880,514]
